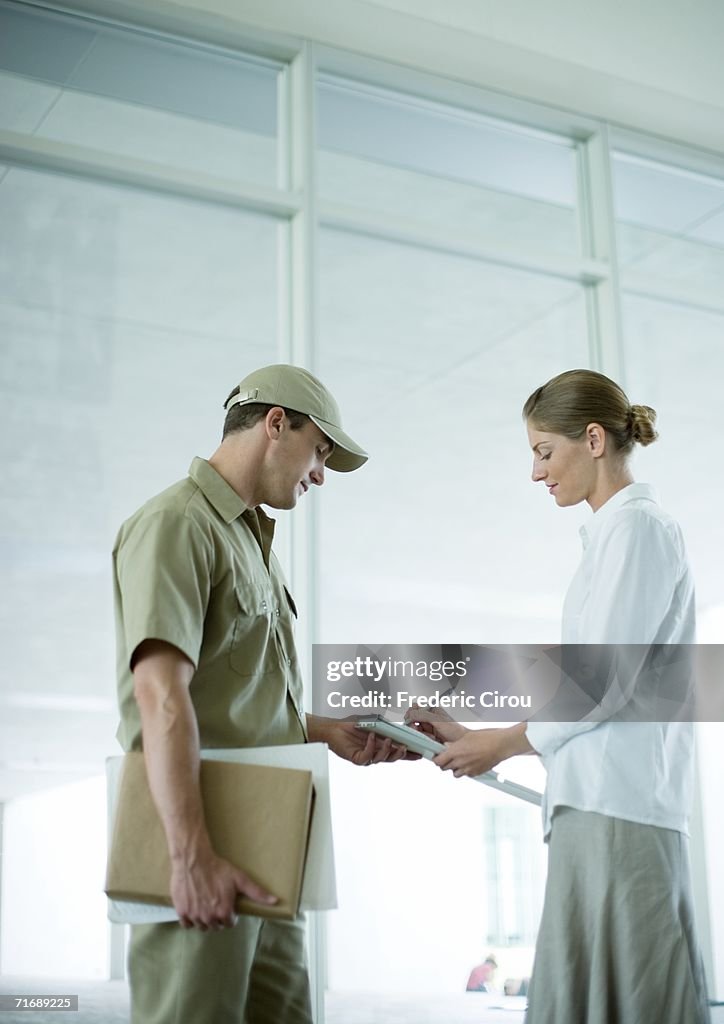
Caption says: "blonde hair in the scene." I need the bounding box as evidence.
[523,369,658,455]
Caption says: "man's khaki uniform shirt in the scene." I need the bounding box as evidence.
[113,458,306,751]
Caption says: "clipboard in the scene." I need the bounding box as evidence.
[356,716,542,807]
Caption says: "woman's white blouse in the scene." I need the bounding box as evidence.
[526,483,696,840]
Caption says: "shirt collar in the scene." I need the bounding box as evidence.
[579,482,659,549]
[188,457,247,524]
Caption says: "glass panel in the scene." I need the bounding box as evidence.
[0,2,281,185]
[615,152,724,624]
[613,153,724,308]
[0,163,278,785]
[0,161,279,971]
[318,229,589,647]
[621,294,724,624]
[1,778,108,977]
[326,759,545,1009]
[318,74,579,257]
[621,289,724,997]
[318,227,589,1010]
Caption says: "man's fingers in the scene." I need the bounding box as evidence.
[388,743,408,762]
[211,912,238,930]
[370,737,413,764]
[370,737,393,764]
[172,857,264,930]
[352,731,376,765]
[182,908,237,931]
[352,733,414,766]
[236,872,278,906]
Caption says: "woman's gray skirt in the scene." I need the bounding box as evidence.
[526,807,710,1024]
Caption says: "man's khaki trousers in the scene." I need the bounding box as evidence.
[128,915,313,1024]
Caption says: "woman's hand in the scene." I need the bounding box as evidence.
[404,704,468,744]
[434,723,533,779]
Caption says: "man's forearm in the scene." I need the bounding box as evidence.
[131,641,277,927]
[133,644,212,862]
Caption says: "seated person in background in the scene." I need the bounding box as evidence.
[466,954,498,993]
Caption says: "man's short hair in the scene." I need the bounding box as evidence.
[222,387,308,439]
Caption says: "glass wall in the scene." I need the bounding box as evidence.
[317,74,579,257]
[614,153,724,313]
[0,1,282,184]
[612,153,724,621]
[1,778,108,977]
[316,74,590,1008]
[0,1,281,976]
[613,151,724,998]
[1,0,723,1011]
[317,228,588,643]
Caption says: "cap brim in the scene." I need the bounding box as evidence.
[309,415,368,472]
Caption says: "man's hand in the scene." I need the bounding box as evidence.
[433,723,533,779]
[306,715,419,764]
[170,842,276,930]
[330,721,408,765]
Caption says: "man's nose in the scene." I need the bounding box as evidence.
[310,463,325,486]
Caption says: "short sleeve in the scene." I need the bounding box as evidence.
[114,509,213,670]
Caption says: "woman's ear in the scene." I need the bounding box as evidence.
[586,422,606,458]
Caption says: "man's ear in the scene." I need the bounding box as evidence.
[586,422,606,458]
[264,406,286,439]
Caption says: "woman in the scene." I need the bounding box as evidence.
[414,369,709,1023]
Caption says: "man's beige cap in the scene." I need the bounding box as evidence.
[225,364,368,472]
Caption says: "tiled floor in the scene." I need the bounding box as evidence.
[326,992,527,1022]
[326,992,724,1023]
[0,978,722,1023]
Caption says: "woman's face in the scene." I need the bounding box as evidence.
[526,422,598,508]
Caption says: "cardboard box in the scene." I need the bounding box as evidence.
[105,752,314,921]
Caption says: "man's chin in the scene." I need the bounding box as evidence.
[263,494,298,511]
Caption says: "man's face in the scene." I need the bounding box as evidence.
[264,416,334,510]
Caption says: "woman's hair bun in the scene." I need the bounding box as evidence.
[629,404,658,447]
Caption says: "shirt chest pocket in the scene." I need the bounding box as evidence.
[276,586,299,668]
[230,581,277,678]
